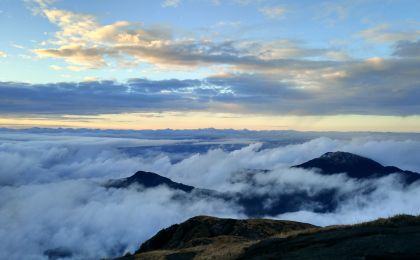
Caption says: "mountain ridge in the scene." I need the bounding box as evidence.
[114,214,420,260]
[104,151,420,218]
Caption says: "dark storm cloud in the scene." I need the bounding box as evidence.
[0,75,310,115]
[328,58,420,115]
[0,79,206,115]
[393,39,420,57]
[1,54,420,116]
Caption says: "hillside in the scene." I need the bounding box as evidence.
[115,214,420,259]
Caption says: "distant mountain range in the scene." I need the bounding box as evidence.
[106,151,420,217]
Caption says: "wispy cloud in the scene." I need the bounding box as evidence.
[358,24,420,43]
[162,0,180,8]
[11,44,25,49]
[259,6,287,19]
[49,64,62,70]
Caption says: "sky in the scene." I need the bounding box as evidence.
[0,0,420,131]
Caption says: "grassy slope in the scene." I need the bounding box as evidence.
[115,215,420,260]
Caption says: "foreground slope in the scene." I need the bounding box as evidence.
[116,215,420,260]
[114,216,316,260]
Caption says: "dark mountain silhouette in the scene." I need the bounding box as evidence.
[115,214,420,260]
[294,151,420,183]
[137,216,316,254]
[105,152,420,218]
[106,170,195,193]
[240,214,420,260]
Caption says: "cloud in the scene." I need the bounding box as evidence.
[2,55,420,117]
[32,6,172,69]
[162,0,180,7]
[1,130,420,259]
[12,44,25,49]
[325,51,350,61]
[49,64,62,70]
[393,39,420,57]
[33,22,327,71]
[33,0,54,8]
[24,0,55,14]
[259,6,287,19]
[277,177,420,226]
[0,51,6,58]
[0,133,174,185]
[157,137,420,189]
[358,24,420,43]
[0,79,207,115]
[29,0,330,72]
[0,180,241,259]
[84,76,99,82]
[34,45,112,68]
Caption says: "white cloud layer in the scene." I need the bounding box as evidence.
[1,130,420,259]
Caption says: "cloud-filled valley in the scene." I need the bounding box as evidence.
[1,129,420,259]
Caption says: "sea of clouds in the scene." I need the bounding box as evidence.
[1,129,420,259]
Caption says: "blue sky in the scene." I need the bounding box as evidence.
[0,0,419,131]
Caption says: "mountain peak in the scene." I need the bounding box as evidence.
[321,151,367,160]
[106,171,194,192]
[295,151,420,182]
[319,151,383,168]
